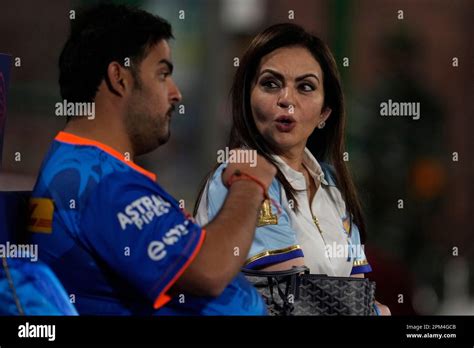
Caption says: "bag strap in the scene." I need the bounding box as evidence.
[243,266,309,316]
[242,265,309,278]
[263,270,297,315]
[1,257,25,315]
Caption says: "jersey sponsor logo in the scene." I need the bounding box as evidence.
[28,198,54,233]
[117,194,172,230]
[147,220,191,261]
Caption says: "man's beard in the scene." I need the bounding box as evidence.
[124,93,172,156]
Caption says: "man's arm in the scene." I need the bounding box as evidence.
[172,155,276,297]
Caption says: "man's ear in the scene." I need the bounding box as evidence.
[321,106,332,123]
[105,62,132,97]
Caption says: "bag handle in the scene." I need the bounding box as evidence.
[1,257,25,315]
[242,265,310,278]
[260,268,298,315]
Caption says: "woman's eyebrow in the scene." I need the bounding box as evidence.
[259,69,320,83]
[295,73,320,83]
[259,69,284,80]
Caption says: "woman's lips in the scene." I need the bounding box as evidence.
[275,115,296,132]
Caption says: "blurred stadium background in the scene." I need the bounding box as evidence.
[0,0,472,315]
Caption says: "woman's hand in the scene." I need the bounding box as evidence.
[375,300,391,315]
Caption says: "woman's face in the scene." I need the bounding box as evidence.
[250,46,331,154]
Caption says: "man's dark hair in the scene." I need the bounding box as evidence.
[59,3,173,103]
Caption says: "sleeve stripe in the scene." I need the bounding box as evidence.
[350,263,373,275]
[153,228,207,310]
[244,248,304,270]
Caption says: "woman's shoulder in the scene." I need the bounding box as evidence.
[207,163,228,195]
[209,162,281,195]
[210,163,227,180]
[319,162,337,187]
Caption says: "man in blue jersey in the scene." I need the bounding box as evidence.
[28,4,275,315]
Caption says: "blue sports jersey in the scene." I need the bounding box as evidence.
[28,131,266,315]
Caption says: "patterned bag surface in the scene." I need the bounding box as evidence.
[243,266,376,316]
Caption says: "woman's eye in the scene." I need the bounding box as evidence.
[261,80,280,89]
[299,83,315,92]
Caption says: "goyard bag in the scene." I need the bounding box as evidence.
[242,266,376,316]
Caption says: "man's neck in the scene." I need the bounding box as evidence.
[63,116,134,160]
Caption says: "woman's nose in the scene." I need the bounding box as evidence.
[277,87,295,110]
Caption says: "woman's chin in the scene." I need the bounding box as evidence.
[267,136,302,154]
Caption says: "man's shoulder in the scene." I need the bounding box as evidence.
[32,140,148,204]
[42,140,131,181]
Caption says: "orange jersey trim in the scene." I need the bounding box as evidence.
[55,131,156,182]
[153,228,207,310]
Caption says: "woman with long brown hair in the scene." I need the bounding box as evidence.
[194,23,389,315]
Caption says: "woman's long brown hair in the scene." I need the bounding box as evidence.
[194,23,366,240]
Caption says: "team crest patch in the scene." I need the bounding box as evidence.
[28,198,54,233]
[257,199,278,227]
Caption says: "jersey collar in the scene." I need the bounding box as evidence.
[55,131,157,182]
[272,148,328,190]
